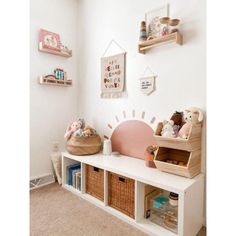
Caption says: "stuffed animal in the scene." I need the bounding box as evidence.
[161,120,175,138]
[178,107,204,139]
[64,118,85,141]
[170,111,183,126]
[73,118,85,136]
[183,107,204,124]
[82,126,94,137]
[173,125,181,137]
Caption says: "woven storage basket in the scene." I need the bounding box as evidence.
[66,135,102,155]
[108,172,135,218]
[86,165,104,201]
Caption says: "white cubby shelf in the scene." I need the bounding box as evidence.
[62,152,204,236]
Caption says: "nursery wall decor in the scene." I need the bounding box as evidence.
[101,40,126,98]
[39,29,61,51]
[103,109,157,159]
[145,4,169,39]
[139,67,157,95]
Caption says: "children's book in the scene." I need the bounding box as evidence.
[67,163,81,185]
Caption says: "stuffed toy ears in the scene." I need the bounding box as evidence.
[196,110,204,122]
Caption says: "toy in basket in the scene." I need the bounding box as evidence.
[64,118,102,155]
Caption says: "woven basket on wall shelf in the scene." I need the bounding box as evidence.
[66,134,102,155]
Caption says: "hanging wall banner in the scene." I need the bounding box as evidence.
[139,76,155,95]
[101,52,126,98]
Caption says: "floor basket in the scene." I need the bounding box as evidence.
[108,172,135,218]
[86,164,104,201]
[66,135,102,155]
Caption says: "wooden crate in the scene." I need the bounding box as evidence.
[154,147,201,178]
[108,172,135,218]
[154,122,202,151]
[86,165,104,201]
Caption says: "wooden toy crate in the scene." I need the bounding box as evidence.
[66,135,102,155]
[108,172,135,218]
[86,164,104,201]
[154,122,202,151]
[154,147,201,178]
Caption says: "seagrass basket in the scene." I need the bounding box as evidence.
[86,165,104,201]
[66,135,102,155]
[108,172,135,218]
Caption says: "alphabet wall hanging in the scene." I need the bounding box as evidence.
[139,67,157,95]
[101,40,126,99]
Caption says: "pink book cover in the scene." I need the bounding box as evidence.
[39,29,61,51]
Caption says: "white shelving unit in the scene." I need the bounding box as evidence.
[62,152,204,236]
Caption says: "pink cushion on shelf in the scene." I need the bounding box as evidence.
[111,120,156,160]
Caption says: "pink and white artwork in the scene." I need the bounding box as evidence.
[39,29,61,51]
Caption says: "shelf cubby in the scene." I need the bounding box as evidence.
[138,32,183,54]
[154,147,201,178]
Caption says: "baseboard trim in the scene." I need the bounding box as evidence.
[30,173,55,190]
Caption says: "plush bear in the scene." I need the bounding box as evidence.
[178,107,204,139]
[161,120,175,138]
[170,111,183,126]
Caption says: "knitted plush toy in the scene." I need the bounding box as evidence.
[161,120,175,138]
[178,107,204,139]
[64,118,85,141]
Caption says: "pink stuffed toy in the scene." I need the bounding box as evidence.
[178,107,204,139]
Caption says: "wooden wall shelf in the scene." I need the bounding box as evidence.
[38,42,72,58]
[39,76,72,87]
[138,32,183,54]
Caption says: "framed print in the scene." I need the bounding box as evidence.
[39,29,61,51]
[145,4,169,38]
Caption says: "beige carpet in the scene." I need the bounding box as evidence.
[30,183,206,236]
[30,183,147,236]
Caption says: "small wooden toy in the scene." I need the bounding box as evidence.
[169,19,180,33]
[139,21,147,42]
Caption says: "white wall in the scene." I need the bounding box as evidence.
[30,0,80,178]
[77,0,206,223]
[77,0,206,167]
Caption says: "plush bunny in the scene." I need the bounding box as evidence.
[183,107,204,124]
[64,118,85,141]
[161,120,175,138]
[73,118,85,137]
[178,107,204,139]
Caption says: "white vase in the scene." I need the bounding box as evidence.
[103,140,112,155]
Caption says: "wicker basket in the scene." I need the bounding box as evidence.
[86,164,104,201]
[108,172,135,218]
[66,135,102,155]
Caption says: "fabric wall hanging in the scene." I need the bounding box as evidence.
[139,67,157,95]
[101,40,126,99]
